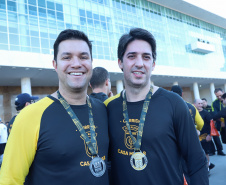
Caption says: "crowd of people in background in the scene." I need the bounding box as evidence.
[0,28,225,185]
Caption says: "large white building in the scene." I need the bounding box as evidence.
[0,0,226,121]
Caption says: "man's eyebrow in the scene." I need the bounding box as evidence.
[126,52,136,56]
[80,52,89,55]
[126,52,152,56]
[61,52,71,56]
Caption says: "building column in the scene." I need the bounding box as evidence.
[21,77,32,95]
[173,82,178,85]
[210,83,215,101]
[116,80,123,94]
[193,82,200,100]
[224,84,226,93]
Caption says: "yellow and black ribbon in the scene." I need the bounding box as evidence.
[123,87,153,151]
[57,91,97,156]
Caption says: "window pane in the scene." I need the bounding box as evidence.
[29,5,37,16]
[20,35,30,46]
[8,24,18,34]
[41,38,49,48]
[39,7,46,17]
[10,45,20,51]
[0,20,7,32]
[39,18,47,27]
[56,12,63,21]
[38,0,46,8]
[7,0,16,12]
[28,0,36,6]
[0,9,6,21]
[47,1,54,10]
[31,36,40,47]
[30,26,39,37]
[21,46,31,52]
[9,34,19,45]
[79,9,85,17]
[56,3,63,12]
[8,11,17,22]
[0,0,6,10]
[0,44,8,50]
[31,47,40,53]
[0,32,8,44]
[47,9,55,19]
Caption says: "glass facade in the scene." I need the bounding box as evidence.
[0,0,226,71]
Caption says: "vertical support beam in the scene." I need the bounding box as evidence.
[193,82,200,100]
[21,77,32,95]
[116,80,123,94]
[210,83,216,101]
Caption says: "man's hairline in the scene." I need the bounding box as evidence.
[54,38,92,62]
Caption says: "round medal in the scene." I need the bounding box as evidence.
[130,151,148,171]
[89,156,106,177]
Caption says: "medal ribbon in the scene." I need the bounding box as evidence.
[57,91,97,156]
[123,87,153,151]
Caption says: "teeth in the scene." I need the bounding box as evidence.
[70,72,82,76]
[133,72,142,74]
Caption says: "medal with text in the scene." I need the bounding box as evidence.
[89,156,106,177]
[130,151,148,171]
[123,87,153,171]
[57,91,106,177]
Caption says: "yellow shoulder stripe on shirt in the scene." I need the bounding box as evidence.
[104,93,121,107]
[0,97,54,185]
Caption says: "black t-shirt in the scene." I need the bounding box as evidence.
[0,96,109,185]
[199,109,212,135]
[89,92,108,102]
[105,88,208,185]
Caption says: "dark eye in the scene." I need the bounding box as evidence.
[128,55,135,59]
[143,55,151,60]
[81,55,89,60]
[62,56,70,60]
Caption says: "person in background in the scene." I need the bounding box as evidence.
[213,93,226,129]
[193,99,215,172]
[89,67,113,102]
[211,88,225,156]
[171,85,204,183]
[7,93,39,135]
[0,118,7,167]
[202,98,212,113]
[171,85,204,133]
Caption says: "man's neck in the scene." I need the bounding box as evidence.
[92,88,107,95]
[52,87,87,105]
[124,85,158,102]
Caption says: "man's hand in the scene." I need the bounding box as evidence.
[108,91,113,97]
[206,135,212,142]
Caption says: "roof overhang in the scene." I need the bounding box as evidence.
[147,0,226,29]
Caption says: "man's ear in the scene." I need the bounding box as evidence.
[25,102,30,107]
[105,79,109,86]
[118,59,123,71]
[53,60,57,71]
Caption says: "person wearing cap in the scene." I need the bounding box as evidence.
[0,29,109,185]
[0,118,8,167]
[7,93,39,135]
